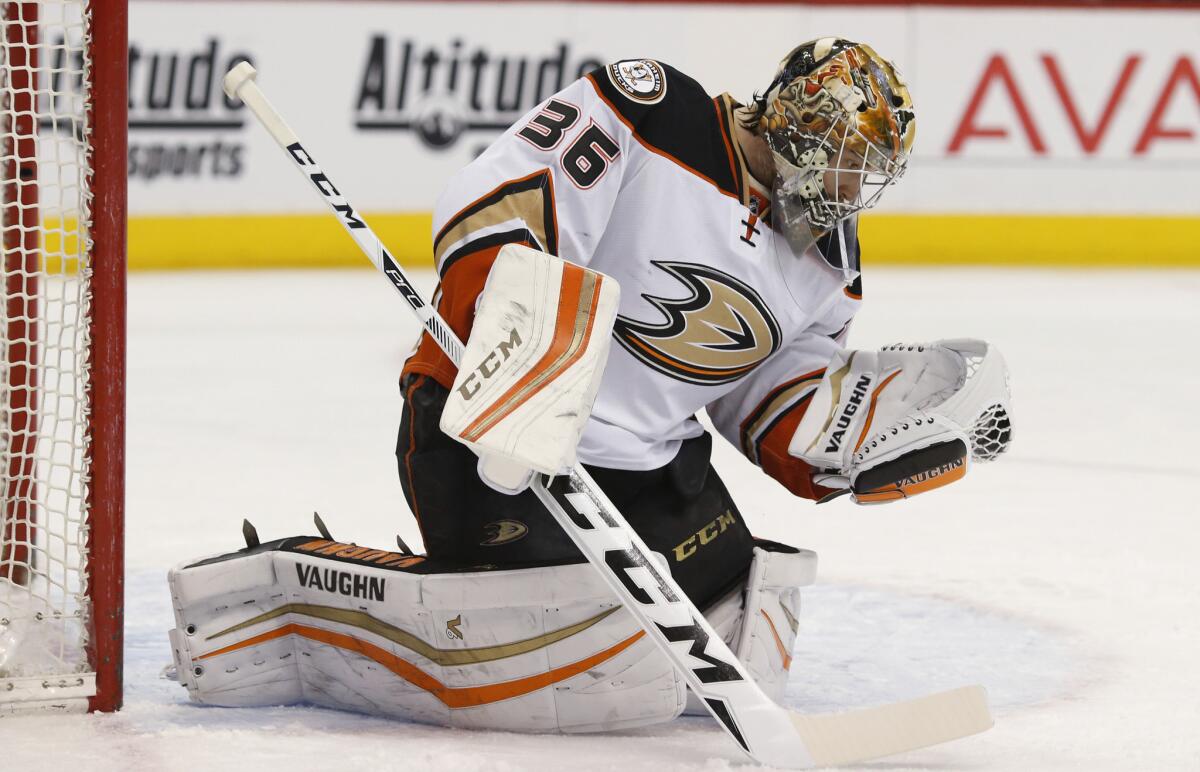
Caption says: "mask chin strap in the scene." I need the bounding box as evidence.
[836,219,854,283]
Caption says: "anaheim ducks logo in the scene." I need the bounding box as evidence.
[480,519,529,547]
[613,262,781,385]
[607,59,667,104]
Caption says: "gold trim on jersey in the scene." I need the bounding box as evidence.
[740,370,824,464]
[432,169,558,273]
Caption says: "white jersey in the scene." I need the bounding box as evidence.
[404,59,861,499]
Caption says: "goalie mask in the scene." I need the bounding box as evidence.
[752,38,915,274]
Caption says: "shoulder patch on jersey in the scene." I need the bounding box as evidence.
[613,262,781,386]
[606,59,667,104]
[586,61,739,199]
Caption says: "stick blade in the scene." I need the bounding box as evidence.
[790,685,993,767]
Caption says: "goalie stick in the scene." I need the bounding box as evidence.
[223,61,993,768]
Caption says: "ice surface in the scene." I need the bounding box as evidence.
[3,268,1198,770]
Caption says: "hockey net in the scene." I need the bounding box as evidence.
[0,0,124,714]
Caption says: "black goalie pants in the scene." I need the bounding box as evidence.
[396,375,757,610]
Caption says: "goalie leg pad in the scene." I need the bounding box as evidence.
[168,538,685,733]
[736,542,817,704]
[684,541,817,714]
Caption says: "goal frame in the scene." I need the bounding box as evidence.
[87,0,127,715]
[0,0,126,714]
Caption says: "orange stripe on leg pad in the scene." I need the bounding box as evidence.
[760,609,792,670]
[199,622,644,709]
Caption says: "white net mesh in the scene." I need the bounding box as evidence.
[970,403,1012,463]
[0,0,95,703]
[960,351,1013,463]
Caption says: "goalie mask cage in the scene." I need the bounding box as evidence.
[0,0,125,714]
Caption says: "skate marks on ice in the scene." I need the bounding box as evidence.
[787,583,1086,716]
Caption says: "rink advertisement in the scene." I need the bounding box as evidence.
[125,1,1200,269]
[126,39,252,182]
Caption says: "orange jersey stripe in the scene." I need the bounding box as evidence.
[756,392,836,502]
[738,367,826,460]
[403,244,515,389]
[624,334,762,379]
[713,97,741,200]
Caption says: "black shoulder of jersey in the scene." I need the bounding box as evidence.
[586,59,739,198]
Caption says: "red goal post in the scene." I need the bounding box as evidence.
[0,0,125,714]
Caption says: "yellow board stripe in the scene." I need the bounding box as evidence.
[122,212,1200,271]
[127,212,435,271]
[859,214,1200,267]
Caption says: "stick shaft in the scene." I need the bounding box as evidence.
[224,63,462,364]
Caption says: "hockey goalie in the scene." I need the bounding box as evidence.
[168,39,1012,739]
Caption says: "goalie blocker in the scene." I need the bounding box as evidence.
[439,243,620,494]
